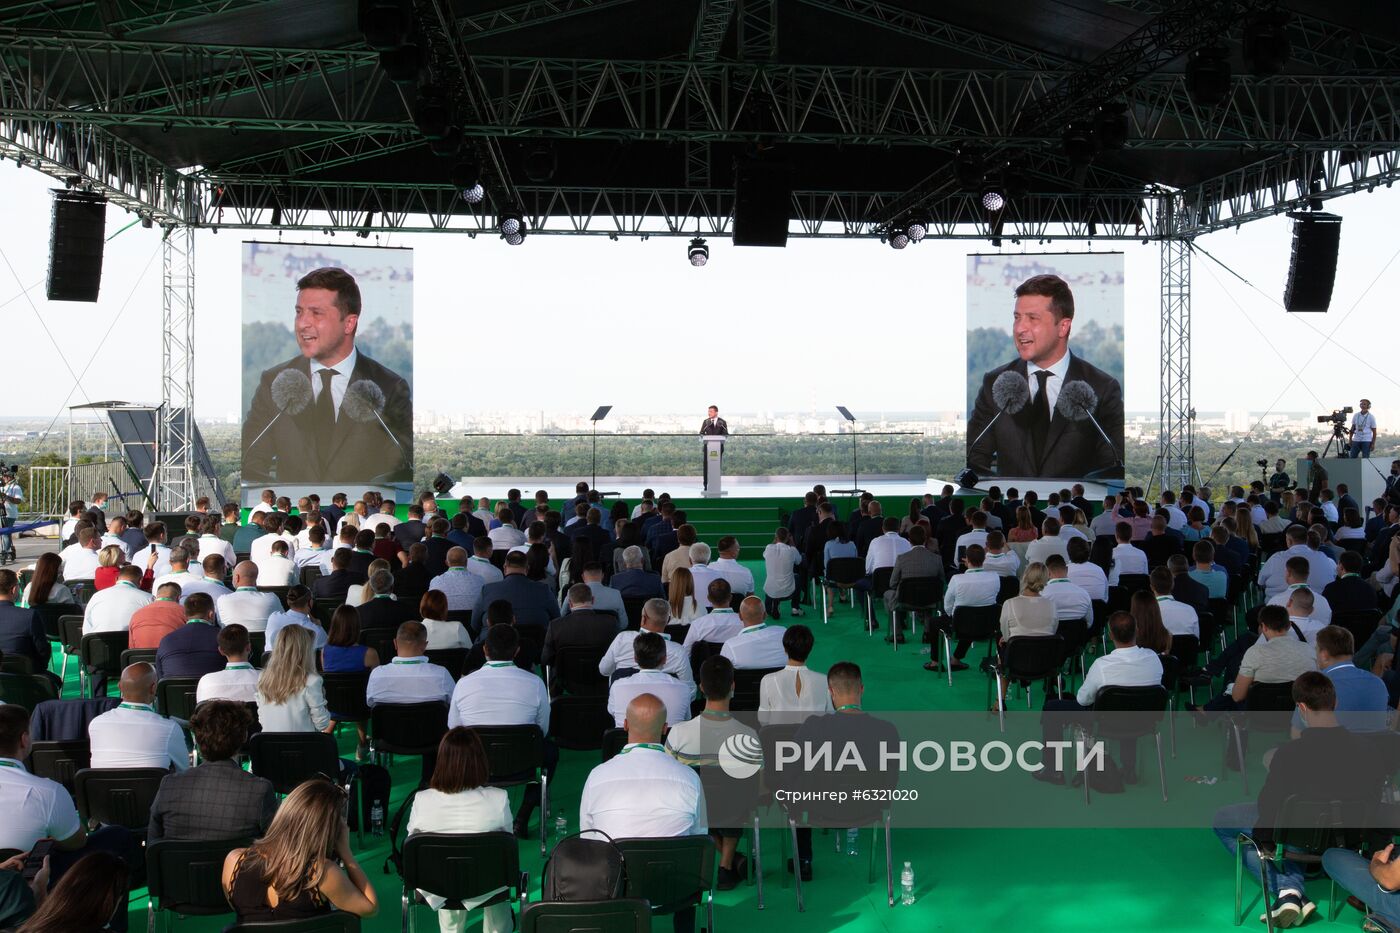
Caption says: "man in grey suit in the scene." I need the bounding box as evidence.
[147,701,277,843]
[884,525,944,627]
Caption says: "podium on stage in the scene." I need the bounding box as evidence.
[703,435,726,498]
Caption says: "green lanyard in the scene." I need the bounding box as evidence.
[618,743,665,754]
[118,702,154,712]
[739,623,768,635]
[835,704,861,712]
[392,658,426,665]
[486,661,514,668]
[0,758,23,769]
[226,663,252,670]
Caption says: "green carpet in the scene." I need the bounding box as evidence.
[44,559,1326,933]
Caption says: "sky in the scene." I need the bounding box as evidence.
[1,164,1397,427]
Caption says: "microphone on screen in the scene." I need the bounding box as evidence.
[1056,380,1121,465]
[968,371,1032,450]
[247,370,313,449]
[343,379,411,467]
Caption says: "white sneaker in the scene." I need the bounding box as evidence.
[791,607,806,617]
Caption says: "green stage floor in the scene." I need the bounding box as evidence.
[41,558,1345,933]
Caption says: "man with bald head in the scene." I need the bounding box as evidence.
[215,560,282,632]
[719,596,788,669]
[88,662,189,770]
[428,545,483,612]
[580,692,706,932]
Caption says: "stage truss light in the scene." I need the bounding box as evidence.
[450,160,484,204]
[888,231,909,250]
[1061,122,1099,166]
[1094,102,1130,152]
[980,187,1006,212]
[498,210,523,237]
[954,149,982,190]
[688,237,709,266]
[905,214,929,242]
[1185,45,1232,107]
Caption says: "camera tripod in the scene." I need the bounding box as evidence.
[1321,421,1349,459]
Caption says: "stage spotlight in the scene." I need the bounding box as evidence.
[989,213,1005,248]
[140,213,153,229]
[461,183,484,204]
[905,214,928,242]
[498,210,523,237]
[980,187,1005,212]
[432,472,454,495]
[1095,102,1130,151]
[450,160,484,204]
[503,230,525,245]
[1061,122,1099,166]
[1186,45,1231,107]
[888,232,909,250]
[688,237,709,266]
[1243,10,1291,76]
[522,144,556,183]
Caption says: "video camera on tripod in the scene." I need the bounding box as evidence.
[1318,406,1355,457]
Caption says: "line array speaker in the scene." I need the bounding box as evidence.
[47,190,107,303]
[1283,211,1341,312]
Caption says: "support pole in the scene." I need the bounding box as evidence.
[156,224,196,511]
[1158,195,1194,495]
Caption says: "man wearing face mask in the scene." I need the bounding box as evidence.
[966,274,1125,479]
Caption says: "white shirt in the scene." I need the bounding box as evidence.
[83,581,153,634]
[1291,615,1328,645]
[1027,349,1072,415]
[758,665,833,725]
[683,609,744,646]
[1353,410,1377,442]
[448,661,549,731]
[1067,561,1109,602]
[1161,505,1188,531]
[607,669,694,727]
[196,534,237,568]
[487,526,526,550]
[1108,543,1149,585]
[983,549,1021,578]
[363,513,400,532]
[152,568,206,592]
[866,532,913,574]
[710,557,755,596]
[1258,545,1337,600]
[423,618,472,650]
[719,623,788,670]
[952,529,989,562]
[250,502,275,517]
[216,589,283,633]
[430,567,484,612]
[1154,595,1199,637]
[293,545,329,569]
[762,542,802,598]
[1042,578,1093,623]
[250,532,298,566]
[257,674,331,732]
[1076,646,1163,707]
[266,609,328,652]
[943,569,1000,615]
[366,656,455,706]
[309,344,357,419]
[100,533,131,559]
[1267,585,1333,626]
[1059,525,1089,543]
[599,630,694,687]
[1024,537,1069,567]
[171,575,232,607]
[89,702,189,770]
[405,787,514,914]
[688,564,720,609]
[255,554,297,587]
[0,757,82,851]
[579,744,706,839]
[1320,501,1340,523]
[131,544,177,580]
[196,662,261,703]
[58,543,100,580]
[1090,511,1120,538]
[466,556,504,586]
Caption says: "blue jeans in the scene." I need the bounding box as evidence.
[1352,441,1374,459]
[0,515,13,557]
[1213,802,1307,899]
[1324,848,1400,927]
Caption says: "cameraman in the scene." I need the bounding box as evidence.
[1268,458,1291,503]
[1350,399,1377,459]
[0,470,21,565]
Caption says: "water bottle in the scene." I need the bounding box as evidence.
[900,862,915,906]
[370,801,384,836]
[554,812,568,839]
[844,827,860,856]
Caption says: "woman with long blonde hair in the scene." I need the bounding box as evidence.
[345,557,391,607]
[255,624,330,734]
[222,779,377,923]
[668,566,702,623]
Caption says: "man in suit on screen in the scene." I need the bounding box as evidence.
[966,273,1124,480]
[243,266,412,484]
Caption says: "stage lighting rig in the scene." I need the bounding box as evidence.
[905,214,929,242]
[888,230,909,250]
[1185,45,1231,107]
[498,210,523,237]
[980,187,1006,212]
[1243,10,1291,76]
[954,149,983,190]
[688,237,709,266]
[1094,102,1130,151]
[1061,122,1099,167]
[450,160,484,204]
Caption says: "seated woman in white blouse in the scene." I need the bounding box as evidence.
[406,727,514,933]
[255,623,331,733]
[420,589,472,650]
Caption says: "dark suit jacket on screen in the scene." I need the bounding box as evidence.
[242,349,412,484]
[966,353,1124,479]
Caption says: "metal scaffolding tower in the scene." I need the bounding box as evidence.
[156,223,196,511]
[1157,195,1194,494]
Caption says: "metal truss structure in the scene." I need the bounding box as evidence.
[156,223,196,511]
[1157,198,1193,497]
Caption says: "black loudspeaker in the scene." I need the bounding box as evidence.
[1283,211,1341,312]
[732,158,792,247]
[47,190,107,302]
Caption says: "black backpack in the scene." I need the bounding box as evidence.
[540,830,628,901]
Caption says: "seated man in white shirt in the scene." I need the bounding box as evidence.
[58,526,102,580]
[196,623,261,703]
[447,623,554,836]
[249,513,297,567]
[429,546,483,613]
[608,631,694,728]
[1056,506,1088,542]
[1090,495,1121,538]
[1065,537,1109,602]
[683,579,744,646]
[719,596,788,670]
[687,542,719,610]
[580,692,706,933]
[1107,522,1149,586]
[254,538,297,588]
[89,662,189,770]
[599,598,694,688]
[953,510,990,564]
[981,530,1021,578]
[867,516,913,575]
[175,554,233,606]
[1041,555,1094,625]
[1038,611,1163,784]
[83,564,153,634]
[362,500,400,533]
[1286,587,1327,644]
[366,620,456,707]
[758,623,833,725]
[942,544,1001,617]
[215,561,282,633]
[709,536,755,598]
[100,515,133,559]
[1024,517,1071,567]
[266,586,328,653]
[1148,566,1199,638]
[196,514,237,566]
[292,524,331,573]
[1265,556,1333,626]
[152,546,207,591]
[131,521,175,580]
[468,536,505,585]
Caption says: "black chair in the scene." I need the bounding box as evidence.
[472,724,549,856]
[1207,597,1234,645]
[300,565,323,589]
[0,655,33,675]
[1233,796,1351,931]
[156,676,202,721]
[1334,609,1382,651]
[1089,534,1115,573]
[686,641,723,684]
[247,631,266,667]
[867,566,895,637]
[614,835,717,932]
[519,899,651,933]
[622,596,648,631]
[1117,573,1151,595]
[820,556,866,617]
[1228,680,1298,795]
[425,647,468,679]
[120,647,158,670]
[991,636,1067,732]
[517,625,546,671]
[358,627,398,667]
[1258,532,1287,556]
[222,913,361,932]
[694,764,764,905]
[147,837,248,931]
[548,644,609,697]
[1085,685,1170,804]
[34,602,69,648]
[371,701,448,760]
[26,738,89,795]
[939,604,1000,686]
[247,732,346,795]
[79,631,128,698]
[70,582,97,606]
[258,585,290,609]
[548,695,613,751]
[322,671,373,727]
[73,767,168,837]
[0,672,59,711]
[600,727,627,762]
[732,667,780,712]
[313,598,341,628]
[445,610,473,638]
[58,614,85,687]
[996,575,1020,606]
[397,832,527,933]
[888,576,942,651]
